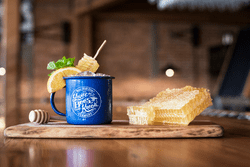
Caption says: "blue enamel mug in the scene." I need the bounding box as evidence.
[50,76,114,125]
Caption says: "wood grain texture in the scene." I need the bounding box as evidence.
[2,0,21,127]
[75,0,128,16]
[2,115,250,167]
[4,120,223,139]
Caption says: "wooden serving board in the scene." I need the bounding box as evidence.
[4,120,223,139]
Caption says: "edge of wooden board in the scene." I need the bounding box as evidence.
[4,120,224,139]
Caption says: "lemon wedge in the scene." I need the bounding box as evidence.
[47,67,81,93]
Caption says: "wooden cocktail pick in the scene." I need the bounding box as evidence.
[94,40,106,59]
[76,40,106,72]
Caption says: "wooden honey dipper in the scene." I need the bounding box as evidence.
[29,109,66,124]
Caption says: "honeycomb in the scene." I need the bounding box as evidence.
[127,86,212,126]
[76,54,99,73]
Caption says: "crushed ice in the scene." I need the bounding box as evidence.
[78,71,95,76]
[72,71,110,77]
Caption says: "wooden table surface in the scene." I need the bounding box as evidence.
[1,111,250,167]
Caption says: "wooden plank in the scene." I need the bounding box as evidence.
[1,0,21,127]
[4,120,223,139]
[79,15,94,57]
[70,15,94,60]
[75,0,128,16]
[69,17,80,60]
[95,11,250,25]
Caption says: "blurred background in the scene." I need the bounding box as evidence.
[0,0,250,126]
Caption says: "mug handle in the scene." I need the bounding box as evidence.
[50,92,66,116]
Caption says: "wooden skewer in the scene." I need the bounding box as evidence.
[78,40,106,72]
[29,109,66,124]
[93,40,106,59]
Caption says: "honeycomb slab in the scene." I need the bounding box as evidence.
[127,86,213,126]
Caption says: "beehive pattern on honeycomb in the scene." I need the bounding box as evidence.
[127,86,213,125]
[76,54,99,73]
